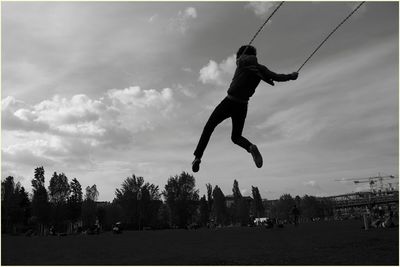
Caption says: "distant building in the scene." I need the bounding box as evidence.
[95,201,110,208]
[225,195,253,208]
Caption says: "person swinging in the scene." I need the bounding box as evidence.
[192,45,298,172]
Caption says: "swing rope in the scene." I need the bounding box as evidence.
[248,1,285,47]
[297,1,366,72]
[239,1,285,58]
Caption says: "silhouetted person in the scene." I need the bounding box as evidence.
[192,45,298,172]
[383,205,395,228]
[292,205,300,226]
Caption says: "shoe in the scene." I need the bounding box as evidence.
[249,145,263,168]
[192,158,201,173]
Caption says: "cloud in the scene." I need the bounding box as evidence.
[107,86,173,109]
[256,103,327,142]
[304,180,320,188]
[148,14,158,23]
[176,84,197,98]
[168,7,197,34]
[1,85,180,170]
[1,96,50,132]
[184,7,197,19]
[2,142,58,168]
[199,54,236,86]
[245,2,275,18]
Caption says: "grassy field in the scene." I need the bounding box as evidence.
[2,219,398,265]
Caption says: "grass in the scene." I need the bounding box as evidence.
[2,219,398,265]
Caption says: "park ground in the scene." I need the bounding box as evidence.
[2,219,398,265]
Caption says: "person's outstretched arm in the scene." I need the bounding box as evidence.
[247,64,298,85]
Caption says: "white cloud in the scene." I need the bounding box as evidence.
[148,14,158,23]
[35,94,104,126]
[168,7,197,34]
[303,180,323,192]
[2,138,60,167]
[304,180,317,187]
[2,96,27,111]
[176,84,197,98]
[107,86,173,109]
[1,85,179,170]
[183,7,197,19]
[199,54,236,86]
[245,2,274,18]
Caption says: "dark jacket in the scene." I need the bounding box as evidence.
[227,55,295,102]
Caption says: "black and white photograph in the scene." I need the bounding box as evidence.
[1,1,399,265]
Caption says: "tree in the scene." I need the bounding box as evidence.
[48,172,71,231]
[212,185,227,225]
[163,172,199,228]
[2,176,16,232]
[31,167,50,234]
[114,175,161,230]
[1,177,30,233]
[206,183,213,214]
[18,186,31,228]
[81,184,99,227]
[238,198,250,226]
[68,178,83,223]
[156,203,171,229]
[276,194,296,221]
[48,172,70,204]
[198,195,209,227]
[139,183,162,229]
[231,179,243,223]
[300,195,326,221]
[251,186,264,218]
[104,202,124,230]
[85,184,99,201]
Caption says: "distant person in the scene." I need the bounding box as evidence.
[378,206,385,219]
[192,45,298,172]
[383,205,395,228]
[292,205,300,226]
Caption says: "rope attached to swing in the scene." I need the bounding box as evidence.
[297,1,366,72]
[239,1,285,58]
[248,1,285,47]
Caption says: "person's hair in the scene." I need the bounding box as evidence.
[236,45,257,58]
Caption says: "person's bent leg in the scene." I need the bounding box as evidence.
[193,99,230,171]
[231,104,263,168]
[230,103,253,152]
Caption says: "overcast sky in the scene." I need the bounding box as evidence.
[2,1,398,201]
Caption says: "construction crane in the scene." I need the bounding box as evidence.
[335,173,397,193]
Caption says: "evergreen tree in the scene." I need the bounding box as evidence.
[251,186,264,218]
[31,167,50,234]
[206,183,213,214]
[238,198,250,226]
[212,185,227,225]
[18,186,31,227]
[232,179,243,223]
[198,195,209,226]
[2,177,18,233]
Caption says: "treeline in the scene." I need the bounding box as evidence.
[2,166,334,234]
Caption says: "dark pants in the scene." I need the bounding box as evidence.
[194,97,253,159]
